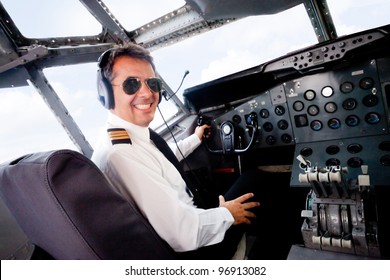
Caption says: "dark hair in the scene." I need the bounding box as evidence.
[98,43,156,83]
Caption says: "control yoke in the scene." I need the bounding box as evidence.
[199,114,258,154]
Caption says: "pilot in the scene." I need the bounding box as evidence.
[91,43,260,259]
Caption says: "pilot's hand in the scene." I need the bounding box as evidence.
[195,124,211,141]
[219,193,260,225]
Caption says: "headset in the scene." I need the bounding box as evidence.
[96,48,162,109]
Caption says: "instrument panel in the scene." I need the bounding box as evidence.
[204,58,390,186]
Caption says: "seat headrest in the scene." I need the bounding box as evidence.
[0,150,176,259]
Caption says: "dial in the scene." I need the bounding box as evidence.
[304,90,316,101]
[321,86,334,98]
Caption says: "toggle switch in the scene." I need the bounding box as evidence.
[361,165,368,175]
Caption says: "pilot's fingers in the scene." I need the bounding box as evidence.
[235,210,257,225]
[195,124,211,140]
[234,192,256,203]
[243,201,261,210]
[218,195,226,205]
[244,210,257,219]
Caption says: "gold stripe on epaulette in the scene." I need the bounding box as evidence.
[107,128,132,145]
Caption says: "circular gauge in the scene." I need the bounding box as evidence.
[326,145,340,155]
[324,102,337,113]
[281,134,292,143]
[300,147,313,157]
[340,81,354,93]
[266,135,276,145]
[304,90,316,101]
[275,105,285,116]
[232,115,241,124]
[293,101,304,112]
[263,122,273,132]
[342,98,357,110]
[307,105,319,116]
[345,115,360,127]
[347,143,363,154]
[365,112,381,124]
[277,120,289,130]
[359,77,374,90]
[362,94,379,107]
[321,86,334,98]
[328,118,341,129]
[259,108,270,118]
[347,157,363,168]
[326,158,341,166]
[310,120,323,131]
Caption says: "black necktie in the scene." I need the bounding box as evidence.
[149,129,206,208]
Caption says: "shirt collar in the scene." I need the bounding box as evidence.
[107,111,150,141]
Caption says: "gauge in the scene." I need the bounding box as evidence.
[326,145,340,155]
[310,120,323,131]
[359,77,374,90]
[347,157,363,168]
[266,135,276,145]
[281,134,292,143]
[362,94,379,107]
[340,81,354,93]
[342,98,357,110]
[321,86,334,98]
[307,105,319,116]
[259,108,270,118]
[293,101,304,112]
[232,115,241,124]
[263,122,273,132]
[326,158,341,166]
[304,90,316,101]
[275,105,285,116]
[345,115,360,127]
[300,147,313,157]
[365,112,380,124]
[328,118,341,129]
[277,120,289,130]
[347,143,363,154]
[324,102,337,113]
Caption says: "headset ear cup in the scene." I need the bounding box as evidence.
[97,69,114,109]
[158,90,162,104]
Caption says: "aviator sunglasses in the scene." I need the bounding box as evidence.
[113,77,163,95]
[98,48,162,95]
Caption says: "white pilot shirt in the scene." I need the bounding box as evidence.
[92,112,234,252]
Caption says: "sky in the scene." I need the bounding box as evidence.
[1,0,390,162]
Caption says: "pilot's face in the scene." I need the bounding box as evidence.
[110,56,159,127]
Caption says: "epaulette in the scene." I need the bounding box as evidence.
[107,128,132,145]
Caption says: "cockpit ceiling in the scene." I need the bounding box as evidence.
[185,0,305,20]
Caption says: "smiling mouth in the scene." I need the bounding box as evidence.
[134,103,152,110]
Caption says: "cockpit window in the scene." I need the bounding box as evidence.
[1,0,101,37]
[328,0,390,36]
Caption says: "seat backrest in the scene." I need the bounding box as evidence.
[0,149,177,260]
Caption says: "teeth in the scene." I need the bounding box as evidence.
[135,104,151,109]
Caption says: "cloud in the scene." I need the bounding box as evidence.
[200,49,258,82]
[0,87,76,161]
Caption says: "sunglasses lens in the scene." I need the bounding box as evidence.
[146,78,162,93]
[122,78,141,95]
[122,77,162,95]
